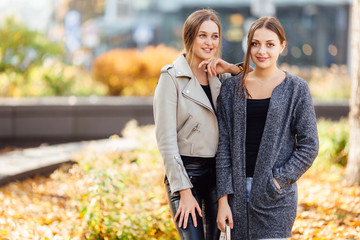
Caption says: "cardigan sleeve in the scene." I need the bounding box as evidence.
[153,70,193,195]
[272,80,319,188]
[216,83,235,199]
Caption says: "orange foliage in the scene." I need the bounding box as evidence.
[93,45,180,96]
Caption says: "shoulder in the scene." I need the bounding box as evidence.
[285,71,308,89]
[282,72,314,107]
[221,73,242,91]
[156,64,178,90]
[161,64,174,73]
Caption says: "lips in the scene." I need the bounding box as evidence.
[202,48,213,53]
[257,57,268,62]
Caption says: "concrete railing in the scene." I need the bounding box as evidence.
[0,97,349,147]
[0,97,153,147]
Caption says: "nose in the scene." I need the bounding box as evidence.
[205,36,211,45]
[258,44,266,54]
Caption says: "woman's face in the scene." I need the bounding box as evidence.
[250,27,285,70]
[191,20,220,63]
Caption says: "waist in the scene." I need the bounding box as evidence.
[181,155,215,169]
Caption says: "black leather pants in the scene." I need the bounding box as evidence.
[165,157,220,240]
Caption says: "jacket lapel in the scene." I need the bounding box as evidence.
[182,76,215,114]
[173,55,215,114]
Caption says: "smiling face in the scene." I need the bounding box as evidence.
[250,27,286,70]
[191,20,220,63]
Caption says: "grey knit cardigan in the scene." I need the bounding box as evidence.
[216,71,319,240]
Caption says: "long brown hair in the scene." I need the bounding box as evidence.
[183,9,222,64]
[239,16,286,98]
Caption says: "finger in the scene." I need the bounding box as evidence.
[211,61,218,75]
[228,215,234,229]
[178,211,186,228]
[198,61,209,69]
[191,211,197,227]
[195,203,202,217]
[207,63,214,76]
[217,220,226,232]
[174,208,181,222]
[183,211,189,229]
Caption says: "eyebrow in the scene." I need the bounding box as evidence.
[198,30,219,34]
[252,39,276,42]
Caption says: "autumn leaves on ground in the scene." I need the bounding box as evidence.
[0,121,359,239]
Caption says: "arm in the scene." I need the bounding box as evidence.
[153,70,193,194]
[273,81,319,188]
[153,70,202,228]
[216,84,235,198]
[198,58,242,77]
[216,83,235,231]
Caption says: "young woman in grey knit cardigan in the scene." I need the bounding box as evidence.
[215,17,319,240]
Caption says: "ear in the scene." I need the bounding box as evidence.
[280,40,287,54]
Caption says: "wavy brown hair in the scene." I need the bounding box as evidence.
[183,9,222,64]
[239,16,286,98]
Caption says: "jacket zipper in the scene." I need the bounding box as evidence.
[174,155,192,186]
[183,95,215,114]
[186,123,200,139]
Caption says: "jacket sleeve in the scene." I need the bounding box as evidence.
[216,84,235,199]
[153,69,193,195]
[273,81,319,188]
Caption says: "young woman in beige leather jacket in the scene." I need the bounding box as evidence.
[153,9,242,240]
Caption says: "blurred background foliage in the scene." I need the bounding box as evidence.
[78,119,349,239]
[0,16,351,99]
[92,44,180,96]
[316,118,349,168]
[74,121,179,239]
[74,119,349,238]
[0,119,354,239]
[0,17,107,97]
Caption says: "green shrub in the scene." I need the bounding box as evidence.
[0,17,64,74]
[314,118,349,170]
[75,125,178,239]
[0,17,107,97]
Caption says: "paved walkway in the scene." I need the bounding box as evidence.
[0,138,138,186]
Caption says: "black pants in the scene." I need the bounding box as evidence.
[165,157,220,240]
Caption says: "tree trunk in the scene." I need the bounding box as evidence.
[346,0,360,185]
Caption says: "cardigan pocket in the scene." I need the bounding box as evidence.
[262,172,296,204]
[265,173,282,200]
[270,174,282,194]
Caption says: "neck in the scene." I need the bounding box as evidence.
[187,57,207,76]
[253,67,281,82]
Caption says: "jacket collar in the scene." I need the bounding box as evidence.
[173,54,219,113]
[173,54,193,78]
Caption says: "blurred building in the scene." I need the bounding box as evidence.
[0,0,352,67]
[68,0,351,67]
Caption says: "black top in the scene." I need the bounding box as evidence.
[245,98,270,177]
[201,84,215,110]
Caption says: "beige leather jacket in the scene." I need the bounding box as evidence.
[153,54,231,195]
